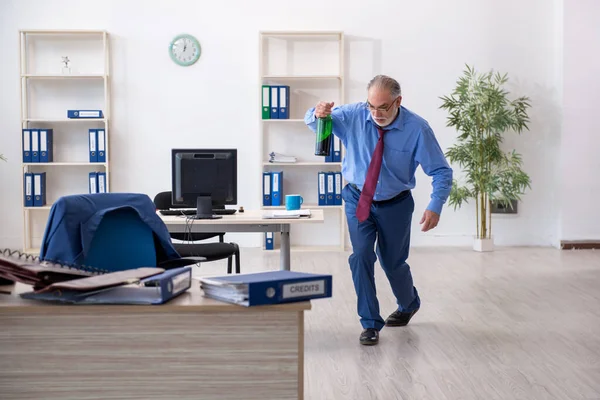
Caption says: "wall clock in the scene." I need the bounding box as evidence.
[169,34,201,66]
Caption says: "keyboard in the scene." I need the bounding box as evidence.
[159,209,237,216]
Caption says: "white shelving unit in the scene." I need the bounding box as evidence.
[19,30,110,254]
[259,31,346,252]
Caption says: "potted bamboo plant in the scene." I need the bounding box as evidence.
[440,65,532,251]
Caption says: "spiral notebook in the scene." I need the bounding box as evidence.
[0,248,192,305]
[0,248,107,289]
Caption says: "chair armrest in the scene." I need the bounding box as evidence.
[158,257,206,269]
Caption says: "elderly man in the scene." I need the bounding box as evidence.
[304,75,453,345]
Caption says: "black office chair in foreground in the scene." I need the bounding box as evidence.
[154,191,240,274]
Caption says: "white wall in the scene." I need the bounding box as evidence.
[0,0,583,250]
[560,0,600,242]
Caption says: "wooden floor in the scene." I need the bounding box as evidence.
[196,246,600,400]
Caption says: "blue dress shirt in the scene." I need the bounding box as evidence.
[304,103,453,215]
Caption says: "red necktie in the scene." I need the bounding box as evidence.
[356,126,386,222]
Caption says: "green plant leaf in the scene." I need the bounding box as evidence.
[448,180,473,210]
[439,64,532,236]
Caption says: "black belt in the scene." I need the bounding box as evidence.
[350,184,409,205]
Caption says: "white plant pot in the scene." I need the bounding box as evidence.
[473,236,494,252]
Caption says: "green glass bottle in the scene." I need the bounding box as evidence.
[314,115,333,156]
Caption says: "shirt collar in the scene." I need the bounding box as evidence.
[366,105,405,131]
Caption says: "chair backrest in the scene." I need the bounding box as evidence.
[39,193,181,271]
[154,191,190,210]
[153,190,225,243]
[84,208,158,272]
[153,191,175,210]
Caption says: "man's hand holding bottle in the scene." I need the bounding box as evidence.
[314,101,334,118]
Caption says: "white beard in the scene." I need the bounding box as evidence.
[374,108,399,127]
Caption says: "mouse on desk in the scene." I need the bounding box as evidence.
[239,206,244,213]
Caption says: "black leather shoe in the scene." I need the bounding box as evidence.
[359,328,379,345]
[385,308,419,327]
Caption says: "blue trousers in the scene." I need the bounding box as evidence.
[342,184,420,331]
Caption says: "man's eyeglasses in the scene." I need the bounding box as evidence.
[365,97,399,112]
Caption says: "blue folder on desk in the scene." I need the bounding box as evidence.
[199,270,332,306]
[21,267,192,305]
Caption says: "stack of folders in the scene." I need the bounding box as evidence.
[23,172,46,207]
[324,137,342,163]
[199,270,332,307]
[0,249,192,305]
[263,209,311,219]
[317,171,342,206]
[262,171,283,206]
[22,129,53,163]
[89,128,107,163]
[269,152,297,163]
[22,127,106,164]
[261,85,290,119]
[89,172,108,194]
[19,267,192,305]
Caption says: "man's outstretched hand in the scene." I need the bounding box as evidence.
[420,209,440,232]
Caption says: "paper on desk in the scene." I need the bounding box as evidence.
[262,209,311,219]
[198,276,250,305]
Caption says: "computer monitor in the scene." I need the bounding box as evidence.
[171,148,237,219]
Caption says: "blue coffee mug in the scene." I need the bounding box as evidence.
[285,194,303,211]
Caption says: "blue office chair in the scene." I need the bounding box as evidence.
[39,193,204,272]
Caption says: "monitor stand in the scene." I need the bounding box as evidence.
[192,196,222,220]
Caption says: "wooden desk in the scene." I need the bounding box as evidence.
[159,209,324,271]
[0,282,310,400]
